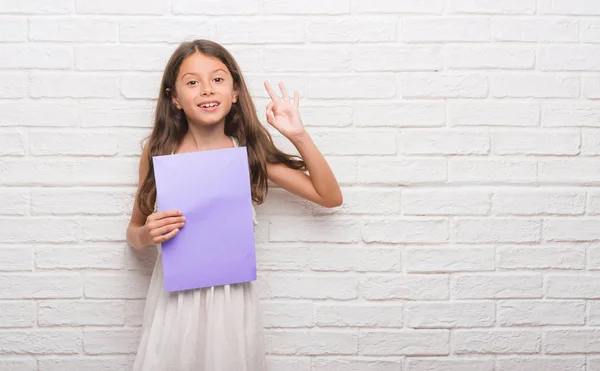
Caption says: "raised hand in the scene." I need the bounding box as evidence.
[264,81,306,140]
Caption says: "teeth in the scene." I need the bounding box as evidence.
[201,103,219,108]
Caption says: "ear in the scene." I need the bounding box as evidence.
[167,88,182,110]
[232,86,239,104]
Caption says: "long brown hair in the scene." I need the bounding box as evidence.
[137,39,306,216]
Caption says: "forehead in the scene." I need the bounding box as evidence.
[178,52,230,77]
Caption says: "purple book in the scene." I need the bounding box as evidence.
[152,146,256,292]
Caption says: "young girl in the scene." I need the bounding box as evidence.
[126,39,343,370]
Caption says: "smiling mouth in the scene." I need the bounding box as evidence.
[198,102,220,108]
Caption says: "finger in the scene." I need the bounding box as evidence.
[153,227,180,244]
[151,222,185,238]
[264,81,281,103]
[266,101,275,113]
[151,210,182,221]
[279,82,290,103]
[149,216,185,230]
[294,90,300,108]
[265,111,275,126]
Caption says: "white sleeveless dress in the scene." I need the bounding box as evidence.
[132,136,267,371]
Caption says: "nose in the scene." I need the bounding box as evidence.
[201,83,213,96]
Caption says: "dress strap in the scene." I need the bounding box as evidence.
[230,136,238,148]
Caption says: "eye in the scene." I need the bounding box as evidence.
[186,80,198,86]
[214,77,224,83]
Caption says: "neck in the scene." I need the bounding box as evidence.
[185,121,229,151]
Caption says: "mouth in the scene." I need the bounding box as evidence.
[198,101,221,111]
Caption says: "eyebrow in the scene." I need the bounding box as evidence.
[181,69,227,80]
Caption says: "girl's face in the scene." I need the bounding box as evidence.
[171,52,238,127]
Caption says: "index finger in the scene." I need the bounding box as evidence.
[264,81,280,102]
[154,209,182,219]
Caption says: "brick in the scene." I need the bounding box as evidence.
[313,357,401,371]
[353,45,442,71]
[0,45,71,69]
[401,74,488,98]
[311,246,401,272]
[38,357,129,371]
[0,302,34,327]
[493,188,585,215]
[362,218,449,243]
[452,274,542,299]
[262,301,313,328]
[582,20,600,43]
[75,46,171,71]
[264,0,349,14]
[0,189,29,215]
[544,218,600,242]
[544,330,600,353]
[405,301,494,328]
[30,18,117,42]
[540,45,600,71]
[313,188,401,216]
[120,18,212,43]
[265,46,351,72]
[402,17,489,42]
[308,75,396,98]
[38,300,126,326]
[265,330,357,355]
[124,300,145,327]
[120,73,161,99]
[546,275,600,298]
[83,274,150,299]
[355,101,445,127]
[406,247,494,272]
[491,74,579,98]
[0,274,82,299]
[0,158,138,186]
[540,0,600,15]
[492,129,580,155]
[173,0,259,14]
[29,131,118,156]
[542,102,600,127]
[352,0,442,13]
[402,129,489,155]
[0,330,82,354]
[295,105,353,127]
[495,357,585,371]
[215,18,304,44]
[492,18,578,42]
[0,73,27,98]
[498,245,585,269]
[313,130,397,155]
[361,275,449,300]
[1,101,77,127]
[267,356,310,371]
[583,77,600,99]
[308,18,395,42]
[31,188,133,215]
[359,330,449,356]
[0,0,72,13]
[453,329,540,354]
[539,159,600,184]
[31,73,119,98]
[407,358,494,371]
[36,245,125,270]
[449,159,537,183]
[454,218,541,243]
[0,358,36,371]
[268,274,358,300]
[258,246,309,271]
[0,246,34,271]
[0,218,81,243]
[358,158,446,185]
[403,188,491,216]
[0,131,26,155]
[448,0,536,14]
[498,300,585,326]
[83,329,140,354]
[590,190,600,214]
[447,45,535,69]
[448,100,539,127]
[76,0,167,14]
[315,303,403,327]
[80,100,154,128]
[270,219,360,243]
[582,130,600,155]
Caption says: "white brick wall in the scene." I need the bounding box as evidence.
[1,0,599,370]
